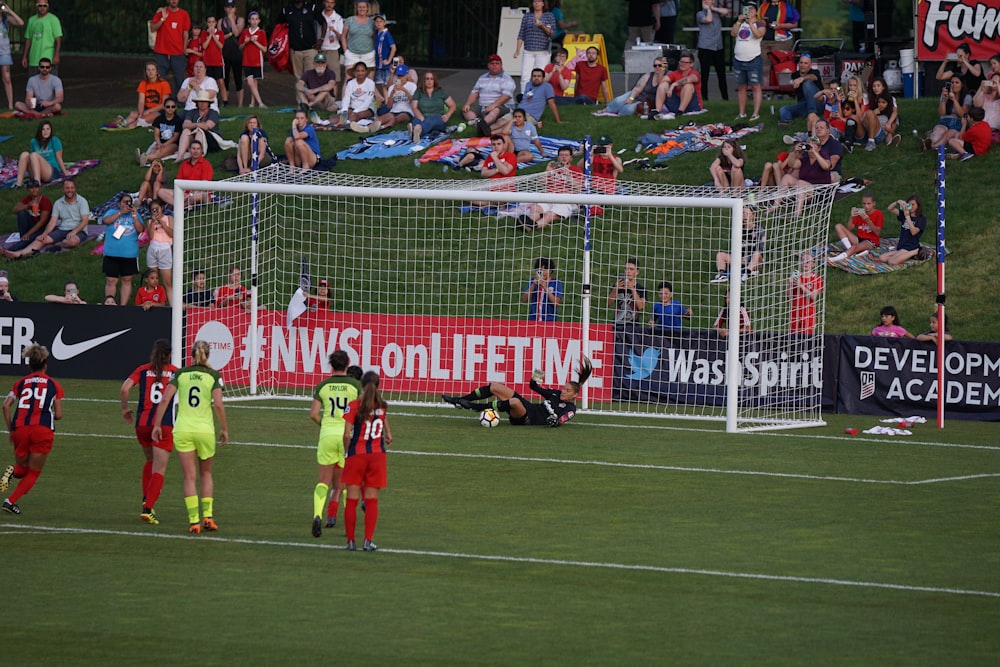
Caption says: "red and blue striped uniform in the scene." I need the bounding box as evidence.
[344,400,388,456]
[9,372,64,431]
[128,363,178,427]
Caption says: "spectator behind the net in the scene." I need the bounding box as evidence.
[174,90,220,162]
[45,280,86,304]
[512,0,556,94]
[137,159,165,207]
[409,71,457,143]
[216,265,251,311]
[3,179,89,259]
[649,281,692,330]
[285,109,321,171]
[607,257,647,324]
[916,312,953,344]
[14,57,62,117]
[710,140,746,194]
[523,256,563,322]
[777,53,821,128]
[696,0,730,102]
[14,119,66,188]
[184,268,214,308]
[8,179,51,252]
[710,206,765,283]
[101,194,145,307]
[461,54,516,137]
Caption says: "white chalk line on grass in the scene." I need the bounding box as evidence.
[65,396,1000,452]
[53,430,1000,486]
[1,523,997,600]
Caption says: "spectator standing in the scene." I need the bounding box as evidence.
[145,200,174,305]
[607,258,647,324]
[696,0,730,102]
[713,291,752,336]
[626,0,660,46]
[461,54,516,136]
[297,52,339,116]
[875,196,926,266]
[655,0,679,44]
[649,281,692,330]
[8,179,51,253]
[513,0,557,94]
[101,194,145,307]
[14,120,67,188]
[0,3,25,110]
[569,46,611,104]
[184,269,214,308]
[239,12,268,109]
[343,0,376,73]
[157,140,213,209]
[320,0,346,77]
[44,281,86,304]
[220,1,245,107]
[282,0,324,80]
[871,306,914,338]
[150,0,191,94]
[409,71,456,142]
[550,0,578,50]
[843,0,867,53]
[285,109,322,170]
[184,24,203,77]
[935,43,985,95]
[731,1,765,122]
[3,179,88,259]
[215,266,250,309]
[523,257,563,321]
[202,16,226,105]
[139,96,184,164]
[135,269,168,310]
[372,14,397,99]
[123,62,172,128]
[788,253,823,334]
[758,0,799,85]
[14,57,62,116]
[21,0,61,75]
[916,313,953,344]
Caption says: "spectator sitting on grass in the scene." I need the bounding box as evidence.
[945,105,990,161]
[3,179,89,259]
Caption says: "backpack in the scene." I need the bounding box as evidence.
[268,22,292,73]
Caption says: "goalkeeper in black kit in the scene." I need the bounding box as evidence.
[442,357,592,427]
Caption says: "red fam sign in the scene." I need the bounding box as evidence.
[185,308,613,401]
[918,0,1000,60]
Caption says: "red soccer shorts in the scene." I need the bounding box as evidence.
[136,425,175,452]
[341,452,387,488]
[11,425,55,456]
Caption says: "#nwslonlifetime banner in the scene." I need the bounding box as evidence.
[185,308,614,401]
[918,0,1000,60]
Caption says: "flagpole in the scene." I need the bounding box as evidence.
[936,145,946,428]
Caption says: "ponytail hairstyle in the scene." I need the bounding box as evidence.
[191,339,211,367]
[23,343,50,372]
[150,338,172,385]
[356,370,387,424]
[567,355,593,395]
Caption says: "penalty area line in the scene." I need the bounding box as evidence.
[2,524,998,600]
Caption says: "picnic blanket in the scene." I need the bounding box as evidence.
[417,135,582,169]
[634,123,765,163]
[823,237,939,274]
[0,158,100,190]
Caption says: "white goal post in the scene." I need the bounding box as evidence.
[174,165,838,432]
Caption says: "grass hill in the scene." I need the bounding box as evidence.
[2,96,996,340]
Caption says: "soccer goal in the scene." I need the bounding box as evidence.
[173,161,837,432]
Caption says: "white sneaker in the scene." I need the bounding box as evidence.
[828,252,848,263]
[709,271,729,284]
[369,120,382,133]
[654,112,675,120]
[349,121,370,133]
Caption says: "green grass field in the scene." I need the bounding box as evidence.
[3,377,999,664]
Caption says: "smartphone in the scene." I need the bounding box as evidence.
[536,268,544,277]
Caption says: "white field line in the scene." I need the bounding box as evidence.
[0,524,997,600]
[48,430,1000,486]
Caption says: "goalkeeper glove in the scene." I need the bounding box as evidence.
[546,413,559,427]
[532,369,544,383]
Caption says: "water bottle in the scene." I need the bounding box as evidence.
[456,122,467,133]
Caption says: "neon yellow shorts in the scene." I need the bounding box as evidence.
[174,431,217,460]
[316,432,345,467]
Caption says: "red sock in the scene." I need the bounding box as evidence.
[142,461,153,498]
[145,472,165,510]
[326,498,339,520]
[363,497,378,542]
[344,498,358,542]
[9,468,41,503]
[13,464,27,478]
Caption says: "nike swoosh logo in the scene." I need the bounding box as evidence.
[51,327,132,360]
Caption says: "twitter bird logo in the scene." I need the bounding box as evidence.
[626,347,659,380]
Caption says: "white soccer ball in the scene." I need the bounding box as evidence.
[479,408,500,428]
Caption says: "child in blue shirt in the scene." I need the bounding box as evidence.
[649,281,692,330]
[373,14,397,100]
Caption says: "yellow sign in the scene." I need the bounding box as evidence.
[561,34,613,102]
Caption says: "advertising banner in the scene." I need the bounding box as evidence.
[838,335,1000,420]
[185,308,614,401]
[0,303,170,379]
[917,0,1000,61]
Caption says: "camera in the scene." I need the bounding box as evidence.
[943,82,951,92]
[392,57,399,66]
[596,146,608,154]
[536,268,544,277]
[796,143,809,151]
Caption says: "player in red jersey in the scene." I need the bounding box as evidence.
[120,339,179,525]
[341,371,392,552]
[1,344,64,515]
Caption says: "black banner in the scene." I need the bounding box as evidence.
[0,302,171,380]
[837,335,1000,421]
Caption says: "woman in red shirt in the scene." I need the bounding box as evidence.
[1,344,64,515]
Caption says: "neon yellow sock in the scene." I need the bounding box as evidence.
[201,496,214,519]
[342,487,347,505]
[313,483,329,518]
[184,495,200,524]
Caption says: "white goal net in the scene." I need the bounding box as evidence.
[173,162,837,432]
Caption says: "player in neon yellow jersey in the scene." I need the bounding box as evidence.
[309,350,361,538]
[152,340,228,534]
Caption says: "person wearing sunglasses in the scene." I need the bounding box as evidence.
[14,56,61,116]
[20,1,61,75]
[139,96,185,165]
[597,57,669,118]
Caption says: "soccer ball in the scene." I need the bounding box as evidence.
[479,408,500,428]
